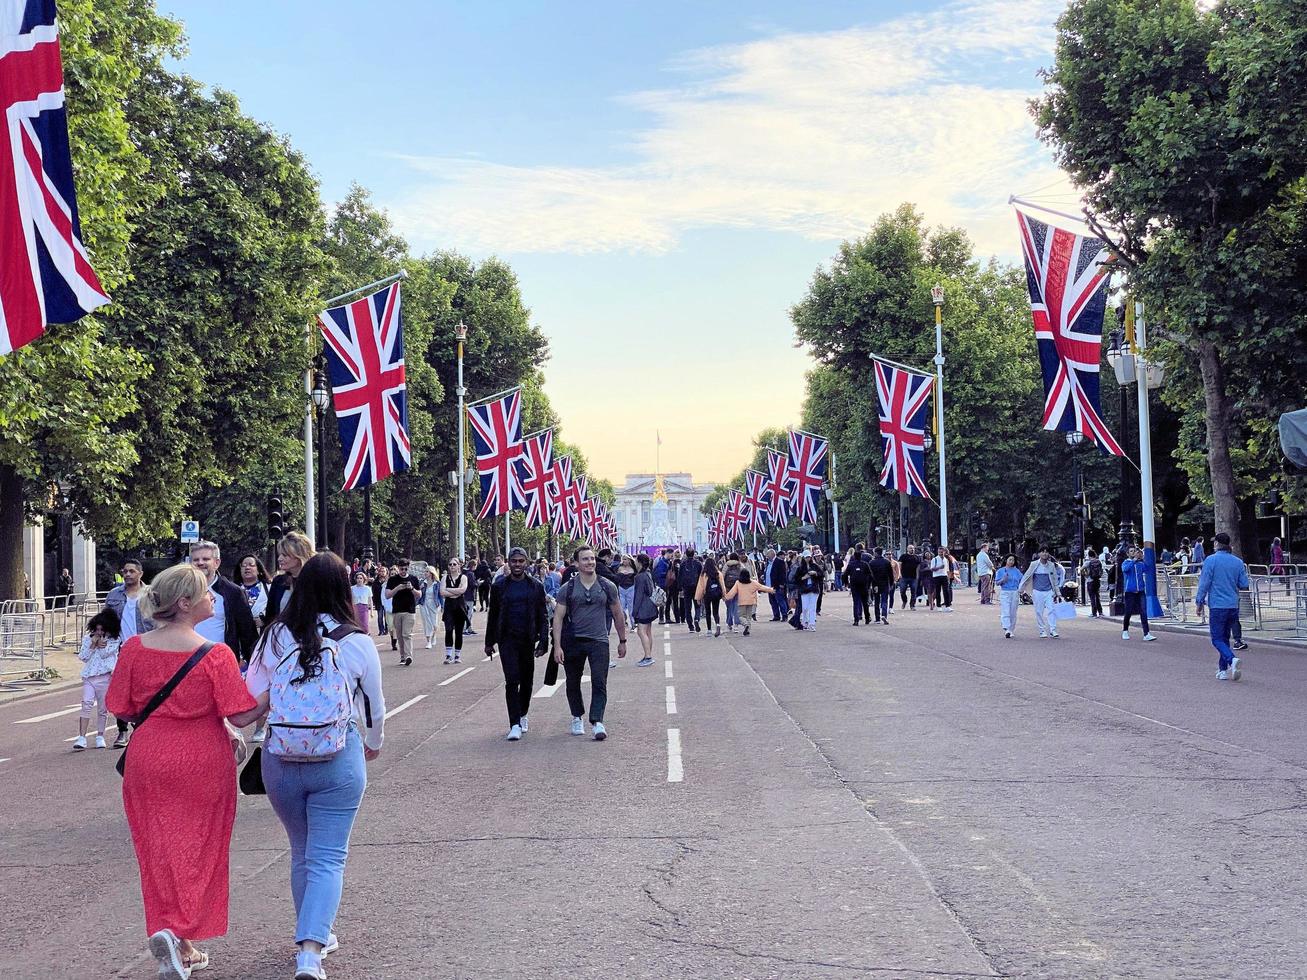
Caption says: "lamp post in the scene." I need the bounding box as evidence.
[455,320,468,560]
[1065,430,1085,601]
[922,431,935,550]
[930,285,949,552]
[1105,322,1135,554]
[310,366,331,550]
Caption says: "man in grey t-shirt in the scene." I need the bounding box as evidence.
[552,545,627,741]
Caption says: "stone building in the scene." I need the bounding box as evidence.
[611,473,714,550]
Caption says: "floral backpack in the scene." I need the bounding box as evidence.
[265,622,359,761]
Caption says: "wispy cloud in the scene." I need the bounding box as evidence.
[388,0,1072,258]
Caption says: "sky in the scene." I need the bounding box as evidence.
[164,0,1076,484]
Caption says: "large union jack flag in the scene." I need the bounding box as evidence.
[723,488,748,544]
[765,449,794,528]
[873,359,934,498]
[514,428,553,529]
[743,469,772,535]
[546,454,573,535]
[319,282,411,490]
[1,0,109,356]
[565,473,587,537]
[785,430,828,524]
[469,388,526,518]
[577,494,598,545]
[1016,209,1123,456]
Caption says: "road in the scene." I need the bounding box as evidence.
[2,590,1305,979]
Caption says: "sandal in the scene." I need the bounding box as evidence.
[186,950,210,972]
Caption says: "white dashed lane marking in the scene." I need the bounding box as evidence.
[384,694,427,719]
[15,705,85,725]
[667,728,683,782]
[438,667,476,687]
[665,685,677,715]
[664,661,673,679]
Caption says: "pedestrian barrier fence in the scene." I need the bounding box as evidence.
[1162,570,1307,638]
[1,599,47,691]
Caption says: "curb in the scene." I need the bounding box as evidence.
[1149,620,1306,652]
[0,677,81,707]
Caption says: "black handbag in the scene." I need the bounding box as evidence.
[116,642,214,778]
[239,747,266,795]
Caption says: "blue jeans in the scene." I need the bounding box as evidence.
[1209,606,1239,670]
[725,597,739,627]
[263,728,367,945]
[768,588,787,620]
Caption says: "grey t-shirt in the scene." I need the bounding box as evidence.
[561,576,619,642]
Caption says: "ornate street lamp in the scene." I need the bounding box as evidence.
[310,368,331,548]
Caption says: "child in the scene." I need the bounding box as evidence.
[351,571,372,633]
[74,609,121,751]
[723,568,774,637]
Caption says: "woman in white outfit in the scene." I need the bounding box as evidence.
[419,567,442,649]
[993,555,1023,638]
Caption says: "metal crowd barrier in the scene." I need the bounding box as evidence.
[1162,570,1306,637]
[1,599,48,690]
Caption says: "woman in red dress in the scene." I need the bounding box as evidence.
[107,563,263,979]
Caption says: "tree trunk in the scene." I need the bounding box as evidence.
[1196,339,1246,556]
[0,464,25,601]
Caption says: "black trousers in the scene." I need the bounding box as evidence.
[1123,591,1149,633]
[1088,579,1103,616]
[703,596,720,629]
[932,577,952,607]
[667,590,681,622]
[872,586,890,621]
[499,637,536,726]
[564,637,609,723]
[444,617,464,651]
[851,584,870,622]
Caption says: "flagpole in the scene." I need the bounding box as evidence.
[303,320,316,546]
[931,285,949,550]
[456,321,467,560]
[829,452,841,556]
[1135,299,1163,618]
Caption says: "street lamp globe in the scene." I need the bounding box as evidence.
[930,284,945,306]
[455,320,468,342]
[310,373,331,411]
[923,433,934,451]
[1064,430,1085,447]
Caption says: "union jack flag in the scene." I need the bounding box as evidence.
[577,494,598,545]
[723,488,748,544]
[565,474,587,537]
[1,0,110,356]
[873,359,933,498]
[468,388,525,518]
[546,455,573,535]
[743,469,771,535]
[706,508,722,551]
[1015,209,1123,455]
[765,449,794,528]
[319,282,411,490]
[785,430,828,523]
[515,429,553,529]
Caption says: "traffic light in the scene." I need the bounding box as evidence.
[267,496,284,540]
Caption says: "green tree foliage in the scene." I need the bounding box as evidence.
[0,0,182,599]
[1032,0,1307,555]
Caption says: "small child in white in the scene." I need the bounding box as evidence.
[74,608,121,750]
[351,571,372,633]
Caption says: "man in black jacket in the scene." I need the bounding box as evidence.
[897,546,922,609]
[678,549,703,632]
[188,540,258,664]
[869,547,894,624]
[485,547,550,741]
[845,546,872,625]
[764,548,788,621]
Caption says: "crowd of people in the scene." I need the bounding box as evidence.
[59,517,1273,979]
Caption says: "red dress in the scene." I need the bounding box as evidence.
[106,638,256,940]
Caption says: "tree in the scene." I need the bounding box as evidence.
[0,0,182,599]
[1032,0,1307,555]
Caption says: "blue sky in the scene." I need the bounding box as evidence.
[165,0,1073,483]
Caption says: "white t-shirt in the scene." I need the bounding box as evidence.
[350,585,371,605]
[246,615,386,750]
[120,594,141,643]
[195,581,226,645]
[930,556,948,577]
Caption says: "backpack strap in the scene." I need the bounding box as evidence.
[323,620,372,728]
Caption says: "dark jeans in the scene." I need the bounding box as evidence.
[768,588,787,619]
[1209,606,1239,669]
[477,581,490,609]
[564,637,609,723]
[682,595,700,629]
[872,586,890,621]
[899,578,918,607]
[1088,579,1103,616]
[444,617,464,651]
[932,577,951,607]
[851,584,870,623]
[1122,591,1149,633]
[703,596,721,630]
[499,637,536,726]
[373,602,387,634]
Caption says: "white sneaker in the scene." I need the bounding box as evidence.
[323,934,339,956]
[1216,670,1229,680]
[1143,633,1157,642]
[1229,657,1242,681]
[593,722,607,741]
[294,950,326,980]
[72,735,86,751]
[1122,631,1130,640]
[94,734,106,749]
[148,929,188,980]
[1038,631,1046,638]
[506,724,522,741]
[1004,631,1011,639]
[570,717,585,736]
[519,715,529,733]
[1050,630,1060,638]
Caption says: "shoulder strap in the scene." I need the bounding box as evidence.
[132,642,214,727]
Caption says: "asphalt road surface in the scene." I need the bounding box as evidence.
[2,590,1304,979]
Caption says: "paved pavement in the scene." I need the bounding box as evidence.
[1,591,1304,978]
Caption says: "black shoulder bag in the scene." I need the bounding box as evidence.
[116,642,214,778]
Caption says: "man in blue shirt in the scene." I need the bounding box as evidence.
[1195,532,1250,681]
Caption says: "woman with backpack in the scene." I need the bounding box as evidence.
[664,556,681,625]
[632,554,660,666]
[1084,548,1105,617]
[696,556,727,637]
[245,552,385,980]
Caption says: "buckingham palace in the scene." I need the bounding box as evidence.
[611,473,715,550]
